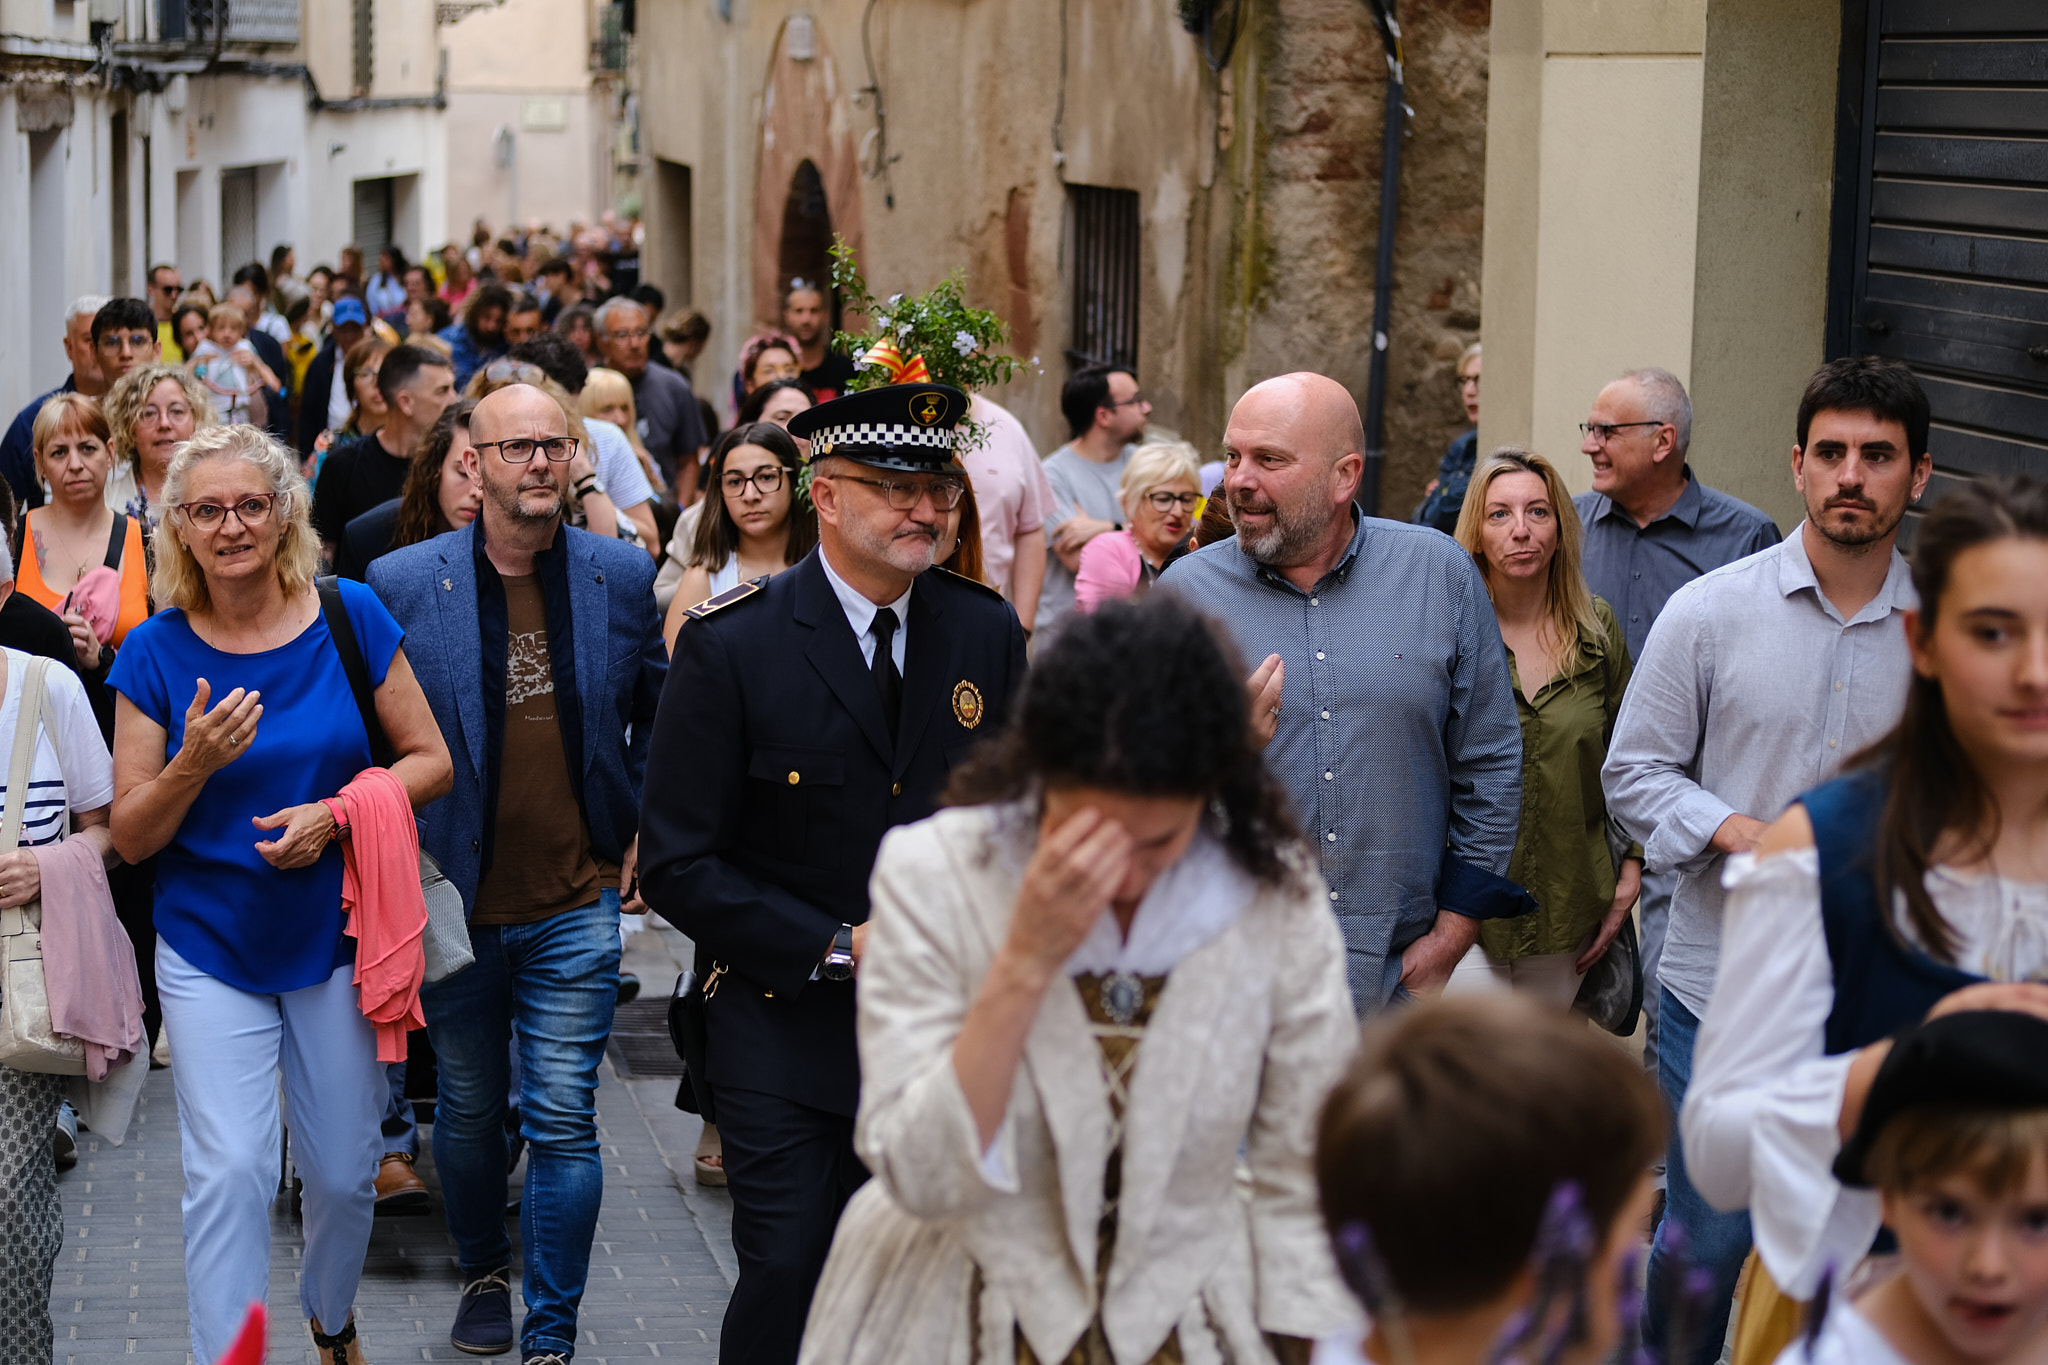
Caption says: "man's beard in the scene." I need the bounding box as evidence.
[838,505,938,577]
[1810,492,1904,549]
[1229,483,1330,565]
[487,474,564,526]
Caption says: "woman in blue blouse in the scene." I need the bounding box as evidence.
[108,424,451,1365]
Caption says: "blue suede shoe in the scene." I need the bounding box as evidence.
[451,1266,514,1355]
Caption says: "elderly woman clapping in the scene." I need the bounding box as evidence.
[100,363,218,528]
[800,594,1358,1365]
[107,424,451,1364]
[1073,441,1203,613]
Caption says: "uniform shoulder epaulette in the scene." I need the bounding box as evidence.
[928,565,1007,602]
[681,576,770,622]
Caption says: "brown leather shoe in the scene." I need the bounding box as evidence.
[373,1151,430,1215]
[311,1313,369,1365]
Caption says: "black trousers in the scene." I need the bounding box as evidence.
[107,856,160,1046]
[714,1084,868,1365]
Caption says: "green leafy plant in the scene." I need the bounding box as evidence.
[829,238,1028,396]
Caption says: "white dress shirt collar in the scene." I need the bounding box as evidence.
[818,545,912,673]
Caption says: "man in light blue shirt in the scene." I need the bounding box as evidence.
[1160,372,1526,1010]
[1603,356,1933,1365]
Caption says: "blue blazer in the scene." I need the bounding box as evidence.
[367,522,667,916]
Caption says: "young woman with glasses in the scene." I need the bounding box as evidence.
[662,421,818,653]
[1074,440,1203,614]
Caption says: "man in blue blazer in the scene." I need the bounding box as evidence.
[366,382,666,1365]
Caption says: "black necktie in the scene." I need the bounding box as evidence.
[871,607,902,744]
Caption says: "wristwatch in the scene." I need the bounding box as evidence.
[821,923,856,982]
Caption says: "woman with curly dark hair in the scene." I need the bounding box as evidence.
[799,594,1358,1365]
[332,400,481,578]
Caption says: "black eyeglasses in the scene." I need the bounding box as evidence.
[1144,490,1203,512]
[1579,421,1666,443]
[475,436,580,463]
[721,467,787,496]
[1104,392,1149,409]
[831,473,968,511]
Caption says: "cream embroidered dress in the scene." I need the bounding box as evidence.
[798,805,1360,1365]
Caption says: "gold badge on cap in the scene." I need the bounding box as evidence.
[911,391,947,426]
[951,679,984,729]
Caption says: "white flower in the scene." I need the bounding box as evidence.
[953,330,976,356]
[852,347,869,367]
[888,293,903,306]
[897,322,912,337]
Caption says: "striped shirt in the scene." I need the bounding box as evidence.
[0,648,114,844]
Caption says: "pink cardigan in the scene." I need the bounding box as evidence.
[35,835,143,1080]
[325,768,427,1063]
[1074,528,1146,614]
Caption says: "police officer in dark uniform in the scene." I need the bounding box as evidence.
[638,382,1028,1365]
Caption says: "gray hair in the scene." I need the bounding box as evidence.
[592,296,649,337]
[1621,367,1691,458]
[67,295,111,325]
[1118,441,1203,515]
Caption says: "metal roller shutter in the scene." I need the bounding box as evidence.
[1831,0,2048,507]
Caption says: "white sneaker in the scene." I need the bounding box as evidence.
[151,1022,170,1069]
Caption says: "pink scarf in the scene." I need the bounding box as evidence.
[324,768,426,1063]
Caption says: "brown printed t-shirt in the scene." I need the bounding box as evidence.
[471,573,617,926]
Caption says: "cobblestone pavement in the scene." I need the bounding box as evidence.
[50,924,734,1364]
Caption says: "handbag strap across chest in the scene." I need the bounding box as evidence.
[0,655,50,939]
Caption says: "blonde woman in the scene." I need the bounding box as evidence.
[108,425,451,1364]
[1073,441,1203,613]
[1450,447,1641,1002]
[100,364,219,528]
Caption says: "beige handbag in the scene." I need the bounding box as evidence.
[0,655,88,1075]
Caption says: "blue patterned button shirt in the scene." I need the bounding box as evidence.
[1159,512,1524,1011]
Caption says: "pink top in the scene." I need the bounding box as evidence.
[1074,528,1146,614]
[326,767,426,1063]
[962,395,1055,601]
[36,834,143,1080]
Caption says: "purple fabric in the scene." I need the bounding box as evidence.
[34,835,142,1079]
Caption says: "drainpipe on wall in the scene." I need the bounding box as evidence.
[1359,0,1404,518]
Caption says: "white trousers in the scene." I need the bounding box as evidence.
[1444,937,1589,1008]
[156,939,383,1364]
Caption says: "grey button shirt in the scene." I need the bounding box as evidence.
[1601,526,1916,1019]
[1575,470,1782,660]
[1159,513,1524,1011]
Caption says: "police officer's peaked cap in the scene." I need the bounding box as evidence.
[787,382,969,473]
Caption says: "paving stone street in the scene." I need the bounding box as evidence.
[48,925,734,1365]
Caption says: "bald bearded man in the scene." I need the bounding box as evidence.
[1159,373,1527,1012]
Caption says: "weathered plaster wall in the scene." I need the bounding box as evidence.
[636,0,1493,488]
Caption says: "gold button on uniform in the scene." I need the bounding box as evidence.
[787,771,800,785]
[891,782,902,796]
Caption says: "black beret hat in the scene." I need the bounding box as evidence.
[1834,1010,2048,1188]
[785,382,969,473]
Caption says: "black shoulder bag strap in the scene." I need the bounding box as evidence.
[316,574,397,769]
[102,512,128,570]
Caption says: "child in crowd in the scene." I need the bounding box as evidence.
[1314,995,1666,1365]
[1783,1010,2048,1365]
[187,302,280,425]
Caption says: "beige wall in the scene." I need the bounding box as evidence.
[1482,0,1841,529]
[440,0,605,242]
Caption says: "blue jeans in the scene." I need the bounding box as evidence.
[1645,984,1753,1365]
[382,1061,417,1158]
[422,893,620,1358]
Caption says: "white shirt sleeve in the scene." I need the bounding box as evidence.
[44,664,114,812]
[1683,848,1879,1298]
[588,420,655,511]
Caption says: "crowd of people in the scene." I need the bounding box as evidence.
[0,218,2046,1365]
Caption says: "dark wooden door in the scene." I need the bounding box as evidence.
[1830,0,2048,502]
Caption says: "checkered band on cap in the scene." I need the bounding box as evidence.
[811,421,956,451]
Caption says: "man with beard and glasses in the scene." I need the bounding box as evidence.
[1158,372,1527,1013]
[639,383,1027,1365]
[366,382,666,1365]
[1601,355,1934,1365]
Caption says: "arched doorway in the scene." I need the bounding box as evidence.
[778,160,840,333]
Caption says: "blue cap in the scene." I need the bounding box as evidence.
[332,296,369,326]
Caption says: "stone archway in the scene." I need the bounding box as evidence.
[753,21,865,332]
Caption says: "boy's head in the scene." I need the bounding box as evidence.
[1317,997,1664,1359]
[1839,1011,2048,1363]
[207,303,247,347]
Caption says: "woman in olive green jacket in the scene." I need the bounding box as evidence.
[1451,447,1643,1004]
